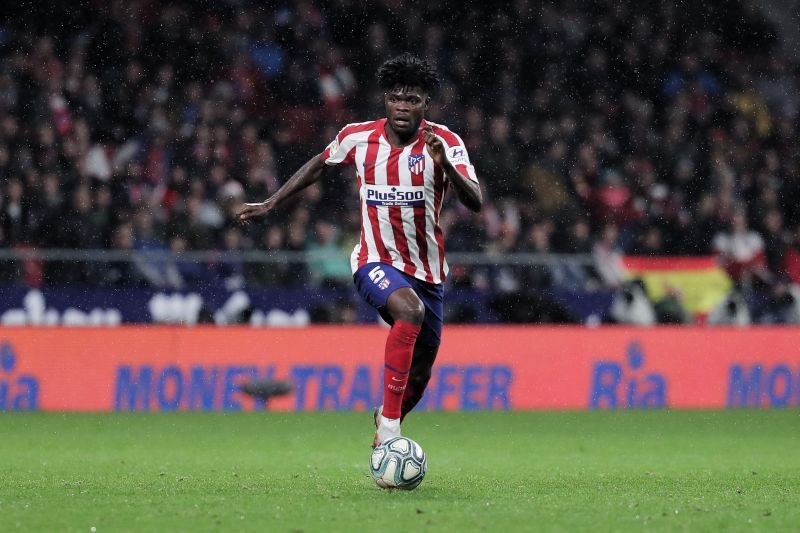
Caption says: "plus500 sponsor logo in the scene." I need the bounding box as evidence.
[114,364,512,412]
[365,185,425,207]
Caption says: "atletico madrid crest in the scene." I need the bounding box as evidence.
[408,153,425,175]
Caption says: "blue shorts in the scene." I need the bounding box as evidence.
[353,262,444,347]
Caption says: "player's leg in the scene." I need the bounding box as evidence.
[374,342,436,426]
[401,342,439,421]
[352,262,422,445]
[400,278,444,420]
[374,287,424,443]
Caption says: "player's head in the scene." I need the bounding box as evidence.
[378,53,439,138]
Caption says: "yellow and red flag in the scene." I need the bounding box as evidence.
[622,256,732,319]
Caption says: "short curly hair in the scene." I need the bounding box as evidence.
[377,53,440,94]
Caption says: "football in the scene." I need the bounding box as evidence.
[369,436,427,490]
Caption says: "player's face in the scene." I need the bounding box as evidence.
[385,87,428,137]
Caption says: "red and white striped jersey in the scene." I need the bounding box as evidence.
[322,118,478,284]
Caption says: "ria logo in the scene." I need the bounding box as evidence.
[589,341,667,409]
[0,341,39,411]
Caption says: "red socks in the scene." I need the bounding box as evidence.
[382,320,421,419]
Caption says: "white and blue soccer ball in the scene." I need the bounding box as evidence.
[369,436,427,490]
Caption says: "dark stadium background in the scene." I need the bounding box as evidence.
[0,0,798,326]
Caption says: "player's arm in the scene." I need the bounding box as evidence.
[422,125,482,212]
[237,154,329,221]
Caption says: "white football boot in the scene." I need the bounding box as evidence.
[372,405,401,448]
[375,415,401,446]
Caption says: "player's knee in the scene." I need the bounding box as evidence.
[389,292,425,325]
[403,299,425,325]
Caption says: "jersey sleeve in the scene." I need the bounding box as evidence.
[439,130,478,183]
[321,126,356,166]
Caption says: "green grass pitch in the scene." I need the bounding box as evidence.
[1,410,798,532]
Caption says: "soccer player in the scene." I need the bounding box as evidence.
[238,53,482,446]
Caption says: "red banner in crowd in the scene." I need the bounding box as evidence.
[1,326,798,412]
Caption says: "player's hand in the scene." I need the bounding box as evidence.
[237,201,273,224]
[422,125,446,166]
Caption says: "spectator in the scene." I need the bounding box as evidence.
[707,292,751,326]
[306,219,351,288]
[609,280,657,326]
[131,207,184,289]
[103,222,140,287]
[593,223,627,288]
[214,226,246,290]
[759,208,787,278]
[1,179,27,246]
[712,210,769,287]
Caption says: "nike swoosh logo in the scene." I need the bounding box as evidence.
[391,377,404,382]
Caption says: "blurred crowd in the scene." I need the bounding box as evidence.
[1,0,799,322]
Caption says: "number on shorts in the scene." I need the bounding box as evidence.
[369,266,385,284]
